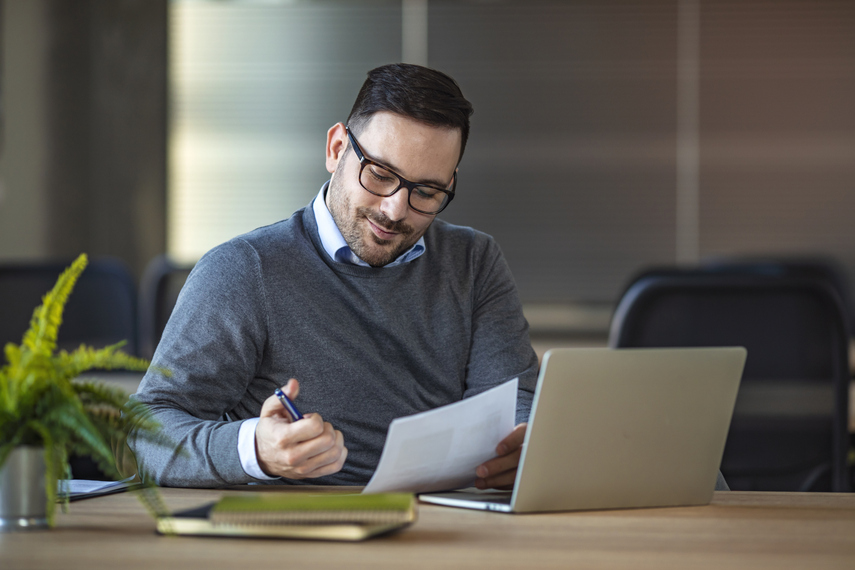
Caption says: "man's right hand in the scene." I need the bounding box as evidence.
[255,379,348,479]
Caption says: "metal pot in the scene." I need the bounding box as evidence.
[0,446,48,531]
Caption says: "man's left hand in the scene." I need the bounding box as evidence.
[474,423,527,490]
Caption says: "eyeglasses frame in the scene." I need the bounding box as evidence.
[345,126,456,215]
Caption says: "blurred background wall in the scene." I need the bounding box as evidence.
[0,0,853,340]
[0,0,166,275]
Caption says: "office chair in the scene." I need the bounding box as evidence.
[0,257,139,356]
[138,254,194,360]
[701,257,855,335]
[609,270,851,492]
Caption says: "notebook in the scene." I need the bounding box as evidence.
[157,492,417,541]
[419,347,746,513]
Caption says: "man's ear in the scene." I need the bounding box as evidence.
[325,122,348,174]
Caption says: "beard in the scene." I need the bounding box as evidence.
[327,161,423,267]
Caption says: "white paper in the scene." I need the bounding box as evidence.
[363,378,518,494]
[59,475,136,497]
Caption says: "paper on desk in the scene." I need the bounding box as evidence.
[363,378,517,494]
[58,475,138,501]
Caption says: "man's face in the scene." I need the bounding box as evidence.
[325,111,461,267]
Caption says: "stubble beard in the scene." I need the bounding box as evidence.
[327,163,422,268]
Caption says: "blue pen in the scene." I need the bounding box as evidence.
[274,387,304,422]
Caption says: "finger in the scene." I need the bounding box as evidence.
[259,379,302,420]
[311,443,348,478]
[289,430,347,477]
[300,442,348,479]
[270,412,326,446]
[257,417,343,478]
[256,414,324,458]
[496,422,527,455]
[476,446,522,481]
[284,378,300,400]
[255,414,321,477]
[475,424,526,478]
[475,467,517,490]
[280,420,339,463]
[276,429,346,479]
[259,392,289,419]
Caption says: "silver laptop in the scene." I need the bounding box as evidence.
[420,347,746,513]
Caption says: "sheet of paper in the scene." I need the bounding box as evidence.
[59,475,137,499]
[363,378,517,494]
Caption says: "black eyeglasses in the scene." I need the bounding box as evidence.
[345,127,456,215]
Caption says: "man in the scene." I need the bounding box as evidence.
[130,63,539,490]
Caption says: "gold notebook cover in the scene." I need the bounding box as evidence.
[157,492,417,541]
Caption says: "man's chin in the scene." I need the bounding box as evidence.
[354,241,404,267]
[361,249,399,267]
[350,224,421,266]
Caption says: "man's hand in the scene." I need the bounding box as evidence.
[255,379,348,479]
[474,423,527,490]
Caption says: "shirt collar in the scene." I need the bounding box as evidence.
[312,182,425,267]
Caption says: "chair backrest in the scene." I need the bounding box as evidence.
[138,254,194,359]
[701,257,855,334]
[0,258,139,356]
[609,270,850,492]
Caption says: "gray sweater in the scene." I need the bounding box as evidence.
[130,205,539,487]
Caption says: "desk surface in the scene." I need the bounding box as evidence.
[2,487,854,570]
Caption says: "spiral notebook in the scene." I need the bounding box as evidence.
[157,492,417,541]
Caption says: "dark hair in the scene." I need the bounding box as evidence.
[347,63,474,163]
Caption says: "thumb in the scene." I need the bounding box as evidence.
[284,378,300,400]
[259,378,300,419]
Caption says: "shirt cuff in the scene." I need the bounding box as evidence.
[237,417,280,480]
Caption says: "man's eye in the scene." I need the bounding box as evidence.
[415,187,440,199]
[370,167,395,183]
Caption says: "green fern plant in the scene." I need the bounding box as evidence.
[0,253,173,525]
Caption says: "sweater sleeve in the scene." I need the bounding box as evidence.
[128,239,271,487]
[463,237,539,425]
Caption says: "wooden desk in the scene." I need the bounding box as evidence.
[2,488,854,570]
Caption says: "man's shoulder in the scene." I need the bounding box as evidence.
[206,208,308,258]
[191,208,312,280]
[427,218,496,250]
[419,219,505,282]
[234,208,309,250]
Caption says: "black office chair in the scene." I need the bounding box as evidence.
[701,257,855,335]
[0,257,139,356]
[609,270,851,492]
[138,254,194,360]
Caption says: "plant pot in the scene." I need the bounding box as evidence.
[0,446,48,531]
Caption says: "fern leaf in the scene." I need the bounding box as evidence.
[4,343,21,370]
[27,421,59,525]
[58,343,150,379]
[21,254,87,358]
[46,403,114,469]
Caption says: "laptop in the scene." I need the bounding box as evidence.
[419,347,746,513]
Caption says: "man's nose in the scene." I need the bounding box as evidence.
[379,188,410,222]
